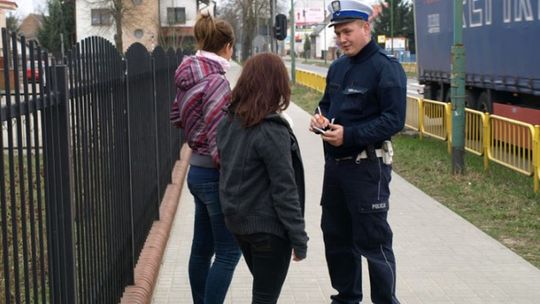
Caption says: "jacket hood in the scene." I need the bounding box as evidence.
[175,56,225,90]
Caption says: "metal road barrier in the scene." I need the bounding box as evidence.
[296,70,326,93]
[465,108,486,156]
[405,96,422,133]
[294,68,540,192]
[535,128,540,192]
[488,115,536,176]
[421,99,450,141]
[401,62,417,74]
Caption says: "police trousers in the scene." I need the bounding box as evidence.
[321,157,400,304]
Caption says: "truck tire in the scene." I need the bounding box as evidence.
[465,89,478,110]
[423,84,434,100]
[478,91,492,113]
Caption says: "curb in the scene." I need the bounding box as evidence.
[119,144,192,304]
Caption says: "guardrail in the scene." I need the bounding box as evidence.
[405,96,422,133]
[296,70,326,93]
[488,115,536,176]
[422,99,449,141]
[401,62,417,74]
[295,68,540,192]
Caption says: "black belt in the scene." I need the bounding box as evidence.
[331,149,384,163]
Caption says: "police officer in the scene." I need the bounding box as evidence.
[310,1,406,303]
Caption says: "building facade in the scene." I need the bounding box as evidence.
[75,0,214,52]
[19,14,44,42]
[0,0,17,53]
[158,0,214,52]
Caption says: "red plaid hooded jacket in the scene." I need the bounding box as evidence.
[170,56,230,165]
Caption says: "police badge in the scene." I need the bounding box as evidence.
[331,1,341,13]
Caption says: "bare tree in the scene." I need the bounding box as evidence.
[83,0,135,51]
[217,1,241,58]
[218,0,285,62]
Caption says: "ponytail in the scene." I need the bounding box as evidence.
[194,13,234,53]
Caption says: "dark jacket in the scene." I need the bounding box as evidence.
[319,40,407,158]
[217,113,308,258]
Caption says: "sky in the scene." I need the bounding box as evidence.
[14,0,47,17]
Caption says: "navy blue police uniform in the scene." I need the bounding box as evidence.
[320,39,406,304]
[318,2,406,304]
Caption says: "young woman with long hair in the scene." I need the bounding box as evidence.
[170,13,240,304]
[217,53,309,304]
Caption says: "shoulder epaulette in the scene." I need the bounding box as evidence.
[378,49,398,62]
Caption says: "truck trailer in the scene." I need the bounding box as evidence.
[414,0,540,125]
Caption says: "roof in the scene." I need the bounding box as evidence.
[310,14,331,36]
[19,14,44,39]
[0,0,17,10]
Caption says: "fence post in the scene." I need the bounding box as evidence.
[534,125,539,193]
[446,103,452,154]
[418,98,424,139]
[151,56,162,215]
[483,113,491,171]
[45,65,77,304]
[123,57,136,285]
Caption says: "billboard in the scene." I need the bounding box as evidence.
[294,0,325,26]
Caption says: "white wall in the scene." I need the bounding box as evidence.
[75,0,116,45]
[314,25,335,58]
[159,0,215,27]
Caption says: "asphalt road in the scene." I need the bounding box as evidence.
[287,61,424,97]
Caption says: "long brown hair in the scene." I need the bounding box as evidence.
[193,13,235,53]
[230,53,291,127]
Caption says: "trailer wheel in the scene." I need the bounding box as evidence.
[478,91,492,113]
[423,84,434,100]
[465,89,478,110]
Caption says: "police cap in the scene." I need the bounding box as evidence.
[327,0,373,27]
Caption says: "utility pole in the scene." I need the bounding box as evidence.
[451,0,466,174]
[324,0,327,64]
[291,0,296,84]
[274,0,279,53]
[390,0,394,55]
[271,0,275,53]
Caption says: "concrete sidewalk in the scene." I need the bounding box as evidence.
[151,62,540,304]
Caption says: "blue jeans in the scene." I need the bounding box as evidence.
[187,166,241,304]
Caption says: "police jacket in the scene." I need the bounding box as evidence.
[319,39,407,158]
[217,113,308,259]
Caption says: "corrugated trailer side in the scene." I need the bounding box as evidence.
[414,0,540,124]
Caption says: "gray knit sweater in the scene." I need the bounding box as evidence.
[217,113,308,258]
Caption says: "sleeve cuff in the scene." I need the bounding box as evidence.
[342,126,355,148]
[293,245,307,259]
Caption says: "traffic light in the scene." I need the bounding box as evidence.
[274,14,288,41]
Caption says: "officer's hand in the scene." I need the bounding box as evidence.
[321,123,344,146]
[292,249,305,262]
[309,114,329,133]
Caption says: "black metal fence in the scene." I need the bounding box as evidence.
[0,29,184,303]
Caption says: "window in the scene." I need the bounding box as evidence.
[91,9,112,26]
[134,29,144,39]
[167,7,186,24]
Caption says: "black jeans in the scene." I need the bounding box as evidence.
[235,233,292,304]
